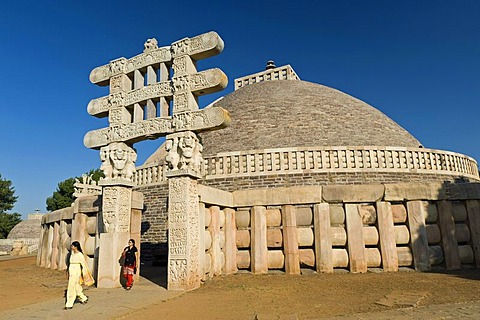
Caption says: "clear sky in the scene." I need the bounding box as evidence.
[1,1,479,219]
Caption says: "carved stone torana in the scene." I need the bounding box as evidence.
[73,174,102,198]
[85,31,231,291]
[165,132,204,178]
[100,142,137,183]
[85,31,229,151]
[168,177,201,290]
[102,186,132,233]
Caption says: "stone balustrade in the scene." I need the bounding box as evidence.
[234,64,300,90]
[134,146,479,187]
[197,183,480,276]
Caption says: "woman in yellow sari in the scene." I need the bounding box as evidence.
[65,241,94,310]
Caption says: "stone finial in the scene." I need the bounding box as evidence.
[144,38,158,52]
[266,60,276,70]
[73,174,102,198]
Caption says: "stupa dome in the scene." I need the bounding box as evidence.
[200,80,421,156]
[7,217,42,240]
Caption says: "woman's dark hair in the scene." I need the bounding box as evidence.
[71,241,83,253]
[129,239,135,246]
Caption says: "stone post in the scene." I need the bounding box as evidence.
[167,176,202,290]
[97,182,134,288]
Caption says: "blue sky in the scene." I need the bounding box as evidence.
[1,1,479,218]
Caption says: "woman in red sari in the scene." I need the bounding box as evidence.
[122,239,138,290]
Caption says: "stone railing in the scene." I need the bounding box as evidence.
[234,64,300,90]
[134,146,479,186]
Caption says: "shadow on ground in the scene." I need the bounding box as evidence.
[140,263,167,288]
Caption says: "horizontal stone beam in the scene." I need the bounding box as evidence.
[87,69,227,118]
[322,185,384,203]
[198,184,233,207]
[90,31,224,86]
[233,186,322,206]
[384,182,447,201]
[171,31,224,60]
[43,206,74,224]
[84,106,231,149]
[90,48,171,86]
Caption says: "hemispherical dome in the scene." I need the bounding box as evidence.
[199,80,421,156]
[7,218,41,240]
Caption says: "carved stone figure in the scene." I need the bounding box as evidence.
[100,146,113,179]
[73,174,102,198]
[165,137,180,170]
[100,142,137,182]
[179,135,195,170]
[144,38,158,52]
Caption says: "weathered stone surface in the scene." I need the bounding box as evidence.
[233,186,321,206]
[97,232,130,288]
[330,205,345,225]
[235,209,250,228]
[74,195,101,214]
[446,183,480,200]
[198,184,233,207]
[406,201,430,271]
[200,80,422,156]
[131,191,144,210]
[84,107,231,149]
[345,204,367,273]
[251,206,268,274]
[384,182,446,201]
[314,203,333,273]
[323,185,384,203]
[391,204,407,223]
[359,205,377,225]
[90,31,223,85]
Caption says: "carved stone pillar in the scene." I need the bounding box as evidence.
[167,176,202,291]
[97,142,137,288]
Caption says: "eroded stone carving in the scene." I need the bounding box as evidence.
[165,132,204,177]
[144,38,158,52]
[101,186,131,233]
[73,174,102,198]
[100,142,137,182]
[84,106,230,149]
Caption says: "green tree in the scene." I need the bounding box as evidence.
[0,174,18,213]
[0,212,22,239]
[46,169,104,211]
[0,174,21,239]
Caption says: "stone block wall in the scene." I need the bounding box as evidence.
[135,183,169,262]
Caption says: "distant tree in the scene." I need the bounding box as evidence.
[0,174,21,239]
[46,169,104,211]
[0,212,22,239]
[0,174,18,213]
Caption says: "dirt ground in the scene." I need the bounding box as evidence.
[3,256,480,319]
